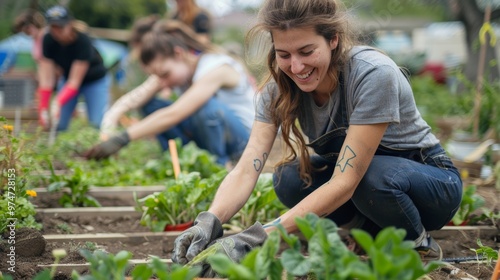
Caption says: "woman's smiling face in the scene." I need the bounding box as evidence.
[272,27,338,96]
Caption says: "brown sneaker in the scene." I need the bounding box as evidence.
[415,234,443,262]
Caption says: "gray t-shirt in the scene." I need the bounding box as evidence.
[255,46,439,150]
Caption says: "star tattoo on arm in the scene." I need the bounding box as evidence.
[336,145,356,172]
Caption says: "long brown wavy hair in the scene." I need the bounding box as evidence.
[139,19,215,66]
[246,0,359,186]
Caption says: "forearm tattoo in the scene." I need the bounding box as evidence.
[263,218,281,229]
[253,152,268,172]
[336,145,356,172]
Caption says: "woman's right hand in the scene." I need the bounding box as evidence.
[171,212,224,265]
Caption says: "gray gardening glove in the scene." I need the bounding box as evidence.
[187,222,267,278]
[172,211,223,265]
[83,131,130,160]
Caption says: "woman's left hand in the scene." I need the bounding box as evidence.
[186,222,267,277]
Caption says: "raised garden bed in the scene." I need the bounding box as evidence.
[1,185,497,280]
[1,120,499,279]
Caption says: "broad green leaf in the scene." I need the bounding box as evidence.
[280,249,311,276]
[207,253,235,275]
[351,229,374,254]
[226,265,256,280]
[130,264,153,280]
[295,217,315,240]
[114,250,132,269]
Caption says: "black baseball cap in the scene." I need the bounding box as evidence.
[45,5,72,26]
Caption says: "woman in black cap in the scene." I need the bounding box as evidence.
[37,5,110,131]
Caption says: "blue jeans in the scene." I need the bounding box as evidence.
[57,74,111,131]
[141,97,250,165]
[273,144,463,240]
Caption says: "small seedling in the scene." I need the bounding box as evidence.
[56,223,73,234]
[470,239,499,266]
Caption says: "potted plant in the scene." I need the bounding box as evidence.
[134,170,226,232]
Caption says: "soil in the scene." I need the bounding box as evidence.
[1,139,499,280]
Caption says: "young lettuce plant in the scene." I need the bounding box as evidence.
[350,227,442,279]
[232,173,287,229]
[72,249,133,280]
[207,213,442,280]
[202,230,284,280]
[470,238,499,266]
[132,255,201,280]
[135,170,226,232]
[47,165,101,208]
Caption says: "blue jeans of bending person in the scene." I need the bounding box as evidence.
[273,143,463,240]
[141,97,250,165]
[57,74,111,131]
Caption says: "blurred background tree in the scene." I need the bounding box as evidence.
[0,0,166,40]
[1,0,499,83]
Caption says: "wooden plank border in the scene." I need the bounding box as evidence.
[37,206,141,218]
[44,230,239,243]
[38,258,171,274]
[430,225,499,239]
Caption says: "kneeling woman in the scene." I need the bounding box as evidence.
[84,21,256,167]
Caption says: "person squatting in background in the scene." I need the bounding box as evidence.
[36,5,110,131]
[84,20,256,168]
[169,0,463,277]
[168,0,212,44]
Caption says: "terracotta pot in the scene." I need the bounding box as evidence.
[164,220,194,231]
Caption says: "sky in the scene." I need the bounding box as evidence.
[194,0,263,16]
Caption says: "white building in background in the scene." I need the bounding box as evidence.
[412,21,468,66]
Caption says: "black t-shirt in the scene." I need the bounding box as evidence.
[173,11,211,35]
[42,31,107,83]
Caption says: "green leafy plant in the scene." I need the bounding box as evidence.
[131,255,201,280]
[205,230,284,280]
[26,120,224,187]
[450,185,485,226]
[477,207,500,227]
[135,171,226,232]
[470,238,499,266]
[349,228,442,279]
[72,249,133,280]
[71,250,200,280]
[207,213,441,280]
[231,173,287,229]
[47,165,101,208]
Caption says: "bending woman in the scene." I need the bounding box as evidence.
[37,5,109,131]
[84,20,256,166]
